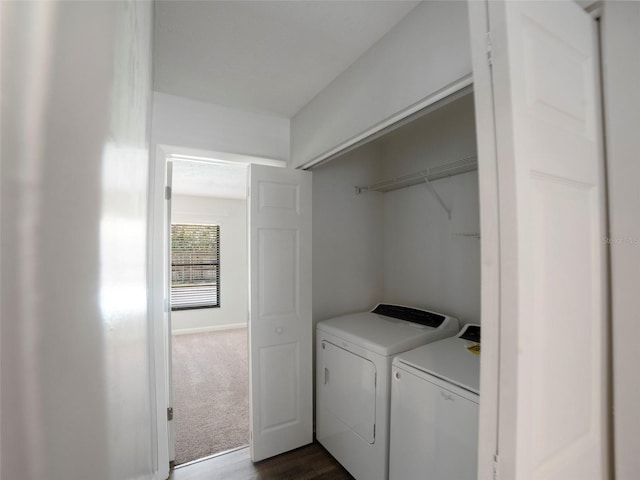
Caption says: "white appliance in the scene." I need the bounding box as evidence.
[316,304,459,480]
[389,324,481,480]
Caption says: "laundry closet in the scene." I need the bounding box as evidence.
[311,90,480,329]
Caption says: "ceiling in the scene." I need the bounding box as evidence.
[172,160,247,199]
[153,0,421,118]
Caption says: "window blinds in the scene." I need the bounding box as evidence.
[171,224,220,309]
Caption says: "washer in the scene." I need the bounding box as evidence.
[389,324,481,480]
[316,304,459,480]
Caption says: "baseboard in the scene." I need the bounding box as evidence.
[171,323,247,336]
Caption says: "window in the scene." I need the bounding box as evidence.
[171,224,220,310]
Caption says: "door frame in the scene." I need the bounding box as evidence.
[600,2,640,477]
[148,144,285,477]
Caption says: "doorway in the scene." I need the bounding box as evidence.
[150,146,309,475]
[170,158,249,466]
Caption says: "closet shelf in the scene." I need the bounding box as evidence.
[355,155,478,195]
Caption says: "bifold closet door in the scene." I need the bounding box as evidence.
[470,1,608,479]
[247,164,313,462]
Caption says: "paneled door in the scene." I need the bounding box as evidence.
[470,1,608,479]
[248,164,313,461]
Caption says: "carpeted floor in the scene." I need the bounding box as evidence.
[172,328,249,465]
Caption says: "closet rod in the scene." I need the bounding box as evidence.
[355,155,478,195]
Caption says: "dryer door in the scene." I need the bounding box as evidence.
[321,341,376,443]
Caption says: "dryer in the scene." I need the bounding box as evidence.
[316,304,459,480]
[389,324,481,480]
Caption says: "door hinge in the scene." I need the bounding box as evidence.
[165,185,172,200]
[493,454,499,480]
[486,31,493,66]
[167,407,174,421]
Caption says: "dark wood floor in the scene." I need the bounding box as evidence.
[169,442,354,480]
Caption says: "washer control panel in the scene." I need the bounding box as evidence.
[458,324,481,343]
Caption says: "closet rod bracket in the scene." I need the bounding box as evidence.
[422,176,451,220]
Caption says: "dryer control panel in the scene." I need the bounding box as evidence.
[372,304,445,328]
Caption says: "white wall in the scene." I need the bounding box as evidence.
[379,94,480,325]
[1,2,154,480]
[171,195,248,334]
[601,2,640,478]
[152,91,290,162]
[312,94,479,326]
[312,142,385,325]
[291,0,471,168]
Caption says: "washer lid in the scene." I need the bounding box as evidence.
[317,310,458,357]
[393,334,481,394]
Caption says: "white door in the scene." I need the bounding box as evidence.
[248,164,313,461]
[471,1,608,479]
